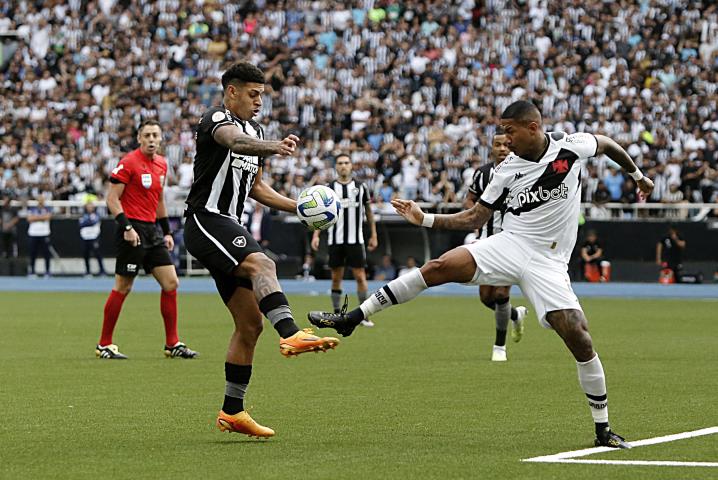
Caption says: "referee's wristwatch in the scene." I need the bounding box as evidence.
[124,224,134,232]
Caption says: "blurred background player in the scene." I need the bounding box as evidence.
[311,153,378,326]
[580,230,610,282]
[656,225,686,279]
[464,131,528,362]
[183,62,339,438]
[27,196,52,277]
[79,202,106,277]
[96,120,197,360]
[311,101,655,449]
[1,195,20,258]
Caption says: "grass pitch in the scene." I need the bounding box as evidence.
[0,290,716,479]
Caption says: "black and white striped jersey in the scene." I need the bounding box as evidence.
[479,131,598,263]
[186,106,264,221]
[468,163,504,239]
[328,179,370,246]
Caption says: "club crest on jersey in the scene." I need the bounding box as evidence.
[212,111,227,123]
[232,236,247,248]
[516,184,569,208]
[551,159,570,173]
[141,173,152,189]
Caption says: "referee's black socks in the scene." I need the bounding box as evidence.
[258,292,301,338]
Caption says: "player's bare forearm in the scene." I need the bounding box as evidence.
[365,206,377,236]
[214,125,280,156]
[432,203,492,231]
[156,195,168,219]
[249,178,296,213]
[463,192,478,210]
[595,135,639,174]
[106,183,126,217]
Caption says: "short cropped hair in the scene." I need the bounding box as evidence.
[221,62,265,89]
[500,100,542,122]
[335,153,351,163]
[138,119,161,134]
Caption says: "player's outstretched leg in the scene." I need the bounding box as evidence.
[238,252,339,356]
[309,248,476,336]
[547,309,631,448]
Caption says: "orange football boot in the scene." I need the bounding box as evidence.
[279,328,340,357]
[216,410,275,438]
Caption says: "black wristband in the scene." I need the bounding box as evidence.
[158,217,171,236]
[115,213,132,231]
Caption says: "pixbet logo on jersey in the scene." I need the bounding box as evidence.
[515,183,569,208]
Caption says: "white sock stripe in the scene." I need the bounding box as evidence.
[192,214,238,266]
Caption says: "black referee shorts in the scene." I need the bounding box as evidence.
[115,220,173,277]
[184,211,262,303]
[328,243,367,269]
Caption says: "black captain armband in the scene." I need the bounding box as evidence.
[158,217,171,236]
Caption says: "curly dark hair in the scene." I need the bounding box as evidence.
[221,62,265,89]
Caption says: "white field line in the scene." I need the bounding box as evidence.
[538,459,718,467]
[523,426,718,467]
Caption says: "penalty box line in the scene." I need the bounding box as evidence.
[522,426,718,467]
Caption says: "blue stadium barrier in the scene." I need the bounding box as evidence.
[0,277,716,299]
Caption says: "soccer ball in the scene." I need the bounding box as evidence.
[296,185,342,231]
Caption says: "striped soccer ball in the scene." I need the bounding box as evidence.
[296,185,342,231]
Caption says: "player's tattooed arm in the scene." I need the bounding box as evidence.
[391,199,491,231]
[249,167,297,213]
[213,125,299,157]
[595,135,654,197]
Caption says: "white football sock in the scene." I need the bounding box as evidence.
[359,269,427,318]
[577,353,609,424]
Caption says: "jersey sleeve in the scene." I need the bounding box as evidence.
[198,107,235,137]
[478,168,510,210]
[110,156,132,184]
[468,169,482,196]
[565,132,599,159]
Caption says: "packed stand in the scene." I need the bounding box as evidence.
[1,0,718,219]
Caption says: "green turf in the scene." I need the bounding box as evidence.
[0,292,716,479]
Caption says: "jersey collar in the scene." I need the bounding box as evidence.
[521,134,551,163]
[138,148,156,163]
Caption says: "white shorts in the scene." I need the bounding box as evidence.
[460,232,582,328]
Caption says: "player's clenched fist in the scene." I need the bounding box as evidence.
[276,134,300,156]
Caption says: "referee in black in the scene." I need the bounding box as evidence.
[311,153,378,326]
[182,61,339,437]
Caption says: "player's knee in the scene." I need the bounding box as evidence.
[116,285,132,295]
[163,277,179,291]
[245,254,276,278]
[235,318,263,344]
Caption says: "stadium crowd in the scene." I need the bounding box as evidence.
[1,0,718,216]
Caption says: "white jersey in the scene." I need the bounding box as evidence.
[479,132,598,263]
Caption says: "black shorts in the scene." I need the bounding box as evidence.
[328,243,366,269]
[184,211,261,303]
[115,220,173,276]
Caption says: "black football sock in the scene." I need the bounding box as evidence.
[494,297,510,347]
[331,289,342,313]
[223,363,252,415]
[346,307,365,324]
[258,292,301,338]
